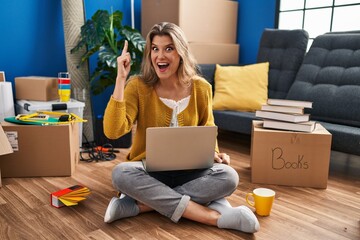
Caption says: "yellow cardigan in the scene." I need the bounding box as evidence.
[103,75,219,161]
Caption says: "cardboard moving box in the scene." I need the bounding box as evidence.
[0,122,79,178]
[251,121,332,188]
[189,42,239,64]
[15,76,58,101]
[16,99,85,146]
[0,125,13,187]
[141,0,238,44]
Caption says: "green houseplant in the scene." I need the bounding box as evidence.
[71,9,146,95]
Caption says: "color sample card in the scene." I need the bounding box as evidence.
[51,185,91,208]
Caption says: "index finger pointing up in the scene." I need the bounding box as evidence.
[122,40,128,56]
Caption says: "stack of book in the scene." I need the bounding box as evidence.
[255,98,316,132]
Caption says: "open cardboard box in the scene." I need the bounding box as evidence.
[0,122,80,187]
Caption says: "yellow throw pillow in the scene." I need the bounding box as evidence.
[212,62,269,112]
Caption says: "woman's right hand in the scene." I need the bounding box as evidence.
[117,40,131,82]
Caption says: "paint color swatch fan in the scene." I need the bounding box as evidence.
[51,185,91,208]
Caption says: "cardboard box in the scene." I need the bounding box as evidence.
[0,125,13,187]
[0,122,79,178]
[251,121,332,188]
[15,99,85,145]
[15,76,58,101]
[0,71,5,82]
[141,0,238,44]
[189,42,239,64]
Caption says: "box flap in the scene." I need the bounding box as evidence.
[0,125,13,156]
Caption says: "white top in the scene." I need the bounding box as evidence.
[159,96,190,127]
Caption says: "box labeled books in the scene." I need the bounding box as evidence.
[251,121,332,188]
[51,185,91,208]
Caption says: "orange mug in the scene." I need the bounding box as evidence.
[246,188,275,216]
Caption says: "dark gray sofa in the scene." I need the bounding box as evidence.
[199,29,309,135]
[199,30,360,156]
[286,32,360,156]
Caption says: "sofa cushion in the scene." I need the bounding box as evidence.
[198,64,217,92]
[257,29,309,99]
[213,110,260,135]
[318,121,360,155]
[212,63,269,112]
[287,32,360,127]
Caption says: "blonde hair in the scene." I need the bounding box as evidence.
[141,22,198,86]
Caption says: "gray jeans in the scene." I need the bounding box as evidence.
[111,161,239,222]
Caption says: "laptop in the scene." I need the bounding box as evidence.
[143,126,217,172]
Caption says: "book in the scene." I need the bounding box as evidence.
[51,185,91,208]
[263,120,316,132]
[255,110,310,123]
[261,104,304,114]
[267,99,313,109]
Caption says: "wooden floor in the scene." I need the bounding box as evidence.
[0,130,359,240]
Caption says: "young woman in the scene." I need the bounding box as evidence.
[103,22,259,233]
